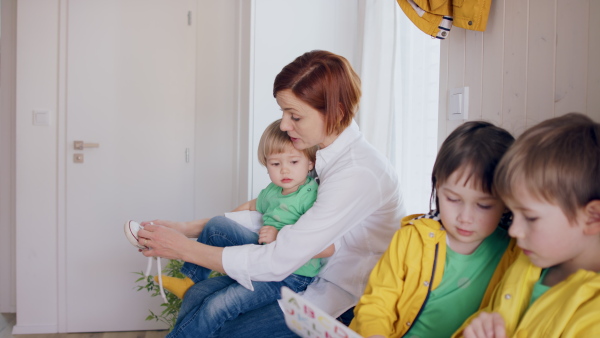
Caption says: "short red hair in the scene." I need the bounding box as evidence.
[273,50,361,135]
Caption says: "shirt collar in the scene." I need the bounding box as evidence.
[315,120,361,175]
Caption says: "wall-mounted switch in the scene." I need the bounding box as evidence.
[448,87,469,120]
[32,110,50,126]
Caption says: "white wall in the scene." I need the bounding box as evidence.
[0,0,17,314]
[248,0,360,198]
[193,0,246,216]
[438,0,600,140]
[14,0,61,331]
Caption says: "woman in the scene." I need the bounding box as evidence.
[138,50,405,336]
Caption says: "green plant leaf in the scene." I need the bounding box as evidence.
[133,259,186,331]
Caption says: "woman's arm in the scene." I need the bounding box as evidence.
[222,166,392,288]
[142,197,260,241]
[261,227,334,258]
[140,218,209,238]
[138,223,226,274]
[143,198,258,238]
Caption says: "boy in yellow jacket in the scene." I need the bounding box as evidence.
[350,121,519,337]
[455,113,600,337]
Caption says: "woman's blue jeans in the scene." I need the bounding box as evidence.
[167,216,313,338]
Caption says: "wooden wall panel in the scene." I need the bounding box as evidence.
[445,29,467,136]
[439,0,600,139]
[588,0,600,121]
[501,0,528,135]
[554,0,589,116]
[437,36,450,147]
[526,0,556,126]
[480,0,505,126]
[464,30,483,121]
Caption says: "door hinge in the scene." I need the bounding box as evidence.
[185,148,190,163]
[188,11,192,26]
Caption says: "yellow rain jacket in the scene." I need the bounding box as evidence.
[454,252,600,337]
[397,0,492,39]
[350,214,519,337]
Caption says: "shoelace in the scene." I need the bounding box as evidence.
[144,256,167,303]
[125,220,167,303]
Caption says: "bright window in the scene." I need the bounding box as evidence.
[357,1,440,214]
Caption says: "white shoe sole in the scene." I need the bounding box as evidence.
[124,220,146,249]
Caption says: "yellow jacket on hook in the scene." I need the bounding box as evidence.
[396,0,492,39]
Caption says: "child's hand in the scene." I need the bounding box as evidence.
[258,225,278,244]
[463,312,506,338]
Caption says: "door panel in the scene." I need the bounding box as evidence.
[65,1,195,331]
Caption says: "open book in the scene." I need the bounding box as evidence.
[281,286,363,338]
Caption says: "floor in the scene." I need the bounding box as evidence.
[0,314,168,338]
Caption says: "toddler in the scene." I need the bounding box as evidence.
[155,119,332,336]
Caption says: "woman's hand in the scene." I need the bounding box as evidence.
[137,223,191,260]
[141,218,209,238]
[463,312,507,338]
[258,226,278,244]
[138,222,226,273]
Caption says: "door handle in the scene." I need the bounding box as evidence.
[74,140,100,150]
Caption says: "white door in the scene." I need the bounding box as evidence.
[65,1,195,332]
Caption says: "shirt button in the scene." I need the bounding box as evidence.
[468,20,473,25]
[429,232,434,238]
[423,281,429,287]
[504,294,512,300]
[441,31,448,37]
[406,322,412,326]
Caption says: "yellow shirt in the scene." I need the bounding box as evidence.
[454,252,600,337]
[350,214,519,337]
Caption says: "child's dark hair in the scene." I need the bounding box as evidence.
[430,121,515,211]
[257,119,317,166]
[494,113,600,222]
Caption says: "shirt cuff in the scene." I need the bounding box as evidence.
[222,245,254,291]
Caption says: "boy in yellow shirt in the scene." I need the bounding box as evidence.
[350,121,519,337]
[456,113,600,337]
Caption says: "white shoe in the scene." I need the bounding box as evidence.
[124,220,167,303]
[124,220,146,249]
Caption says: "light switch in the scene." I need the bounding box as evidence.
[32,110,50,126]
[448,87,469,121]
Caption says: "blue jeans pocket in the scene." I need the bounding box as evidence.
[283,274,314,293]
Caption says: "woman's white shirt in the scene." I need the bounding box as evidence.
[222,121,405,316]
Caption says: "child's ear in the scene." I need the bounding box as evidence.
[309,161,314,171]
[583,200,600,235]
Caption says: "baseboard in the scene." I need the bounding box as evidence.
[11,324,57,334]
[0,305,15,313]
